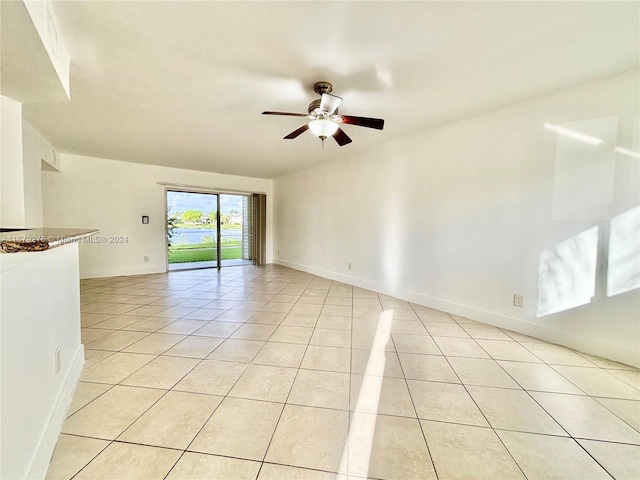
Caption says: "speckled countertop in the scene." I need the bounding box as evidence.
[0,228,98,253]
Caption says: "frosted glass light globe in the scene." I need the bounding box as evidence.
[309,119,339,139]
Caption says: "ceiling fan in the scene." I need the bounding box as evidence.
[262,81,385,147]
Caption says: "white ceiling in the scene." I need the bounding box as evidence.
[10,1,640,179]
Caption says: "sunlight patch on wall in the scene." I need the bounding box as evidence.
[607,205,640,297]
[615,146,640,160]
[550,116,617,222]
[536,226,599,317]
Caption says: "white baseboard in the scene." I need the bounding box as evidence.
[275,259,639,368]
[27,344,85,479]
[81,264,166,279]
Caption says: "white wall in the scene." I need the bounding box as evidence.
[43,155,273,278]
[274,70,640,367]
[1,95,26,227]
[0,96,47,228]
[21,119,45,227]
[0,243,84,479]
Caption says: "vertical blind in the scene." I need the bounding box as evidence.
[251,194,267,266]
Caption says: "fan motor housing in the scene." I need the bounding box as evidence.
[308,96,339,115]
[307,99,321,114]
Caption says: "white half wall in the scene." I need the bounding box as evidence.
[42,155,273,278]
[274,70,640,367]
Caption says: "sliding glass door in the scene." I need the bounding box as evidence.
[166,190,253,270]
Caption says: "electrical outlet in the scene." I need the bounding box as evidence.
[54,347,61,375]
[277,249,280,255]
[348,263,352,270]
[513,294,524,307]
[143,256,149,263]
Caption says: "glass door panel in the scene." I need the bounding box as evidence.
[166,190,218,271]
[219,194,253,267]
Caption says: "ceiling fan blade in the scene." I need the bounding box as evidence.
[262,111,308,117]
[284,124,309,139]
[319,93,343,115]
[340,115,385,130]
[333,127,352,147]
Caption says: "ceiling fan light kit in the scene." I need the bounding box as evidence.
[309,119,339,139]
[262,81,385,147]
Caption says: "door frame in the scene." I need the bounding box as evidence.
[164,186,254,272]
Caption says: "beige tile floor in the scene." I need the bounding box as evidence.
[47,265,640,480]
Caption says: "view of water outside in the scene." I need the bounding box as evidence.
[166,191,247,265]
[172,228,242,244]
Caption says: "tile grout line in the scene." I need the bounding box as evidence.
[473,339,625,478]
[399,299,442,480]
[433,332,531,479]
[59,265,640,479]
[254,277,322,478]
